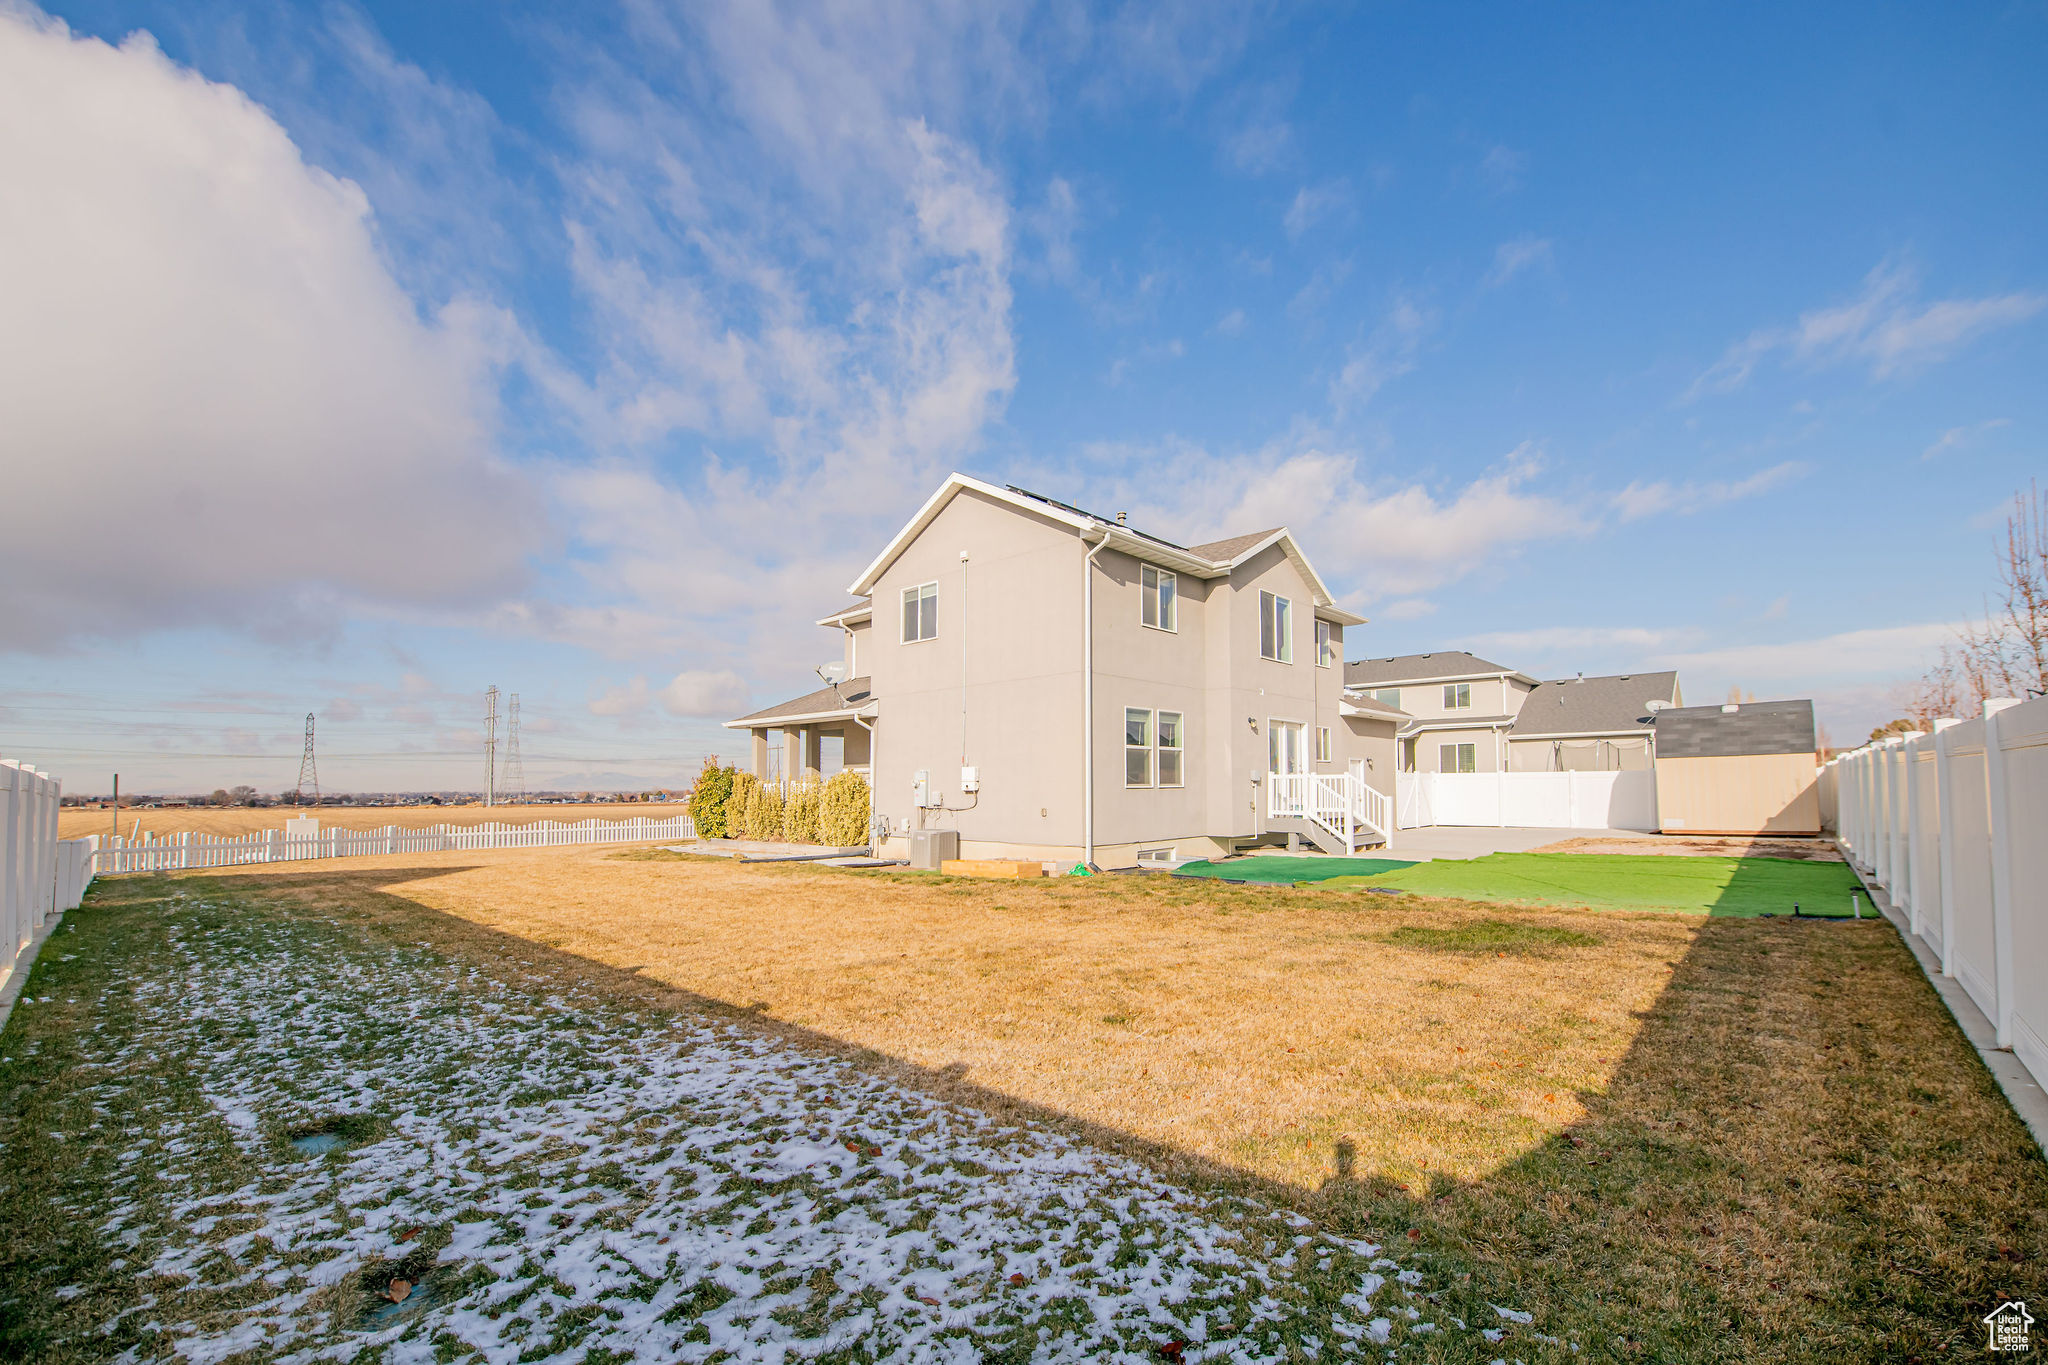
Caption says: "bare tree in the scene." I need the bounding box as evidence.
[1916,482,2048,717]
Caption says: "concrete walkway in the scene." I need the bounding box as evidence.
[1382,826,1656,862]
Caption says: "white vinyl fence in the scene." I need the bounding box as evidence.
[1830,694,2048,1097]
[3,757,93,995]
[90,813,697,876]
[1396,769,1659,832]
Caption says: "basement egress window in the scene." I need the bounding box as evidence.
[1141,565,1176,631]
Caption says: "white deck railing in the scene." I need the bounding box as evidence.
[89,814,696,876]
[1268,772,1390,853]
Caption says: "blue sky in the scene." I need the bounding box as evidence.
[2,1,2044,793]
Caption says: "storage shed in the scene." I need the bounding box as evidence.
[1651,699,1820,835]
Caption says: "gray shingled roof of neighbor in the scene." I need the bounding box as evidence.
[1344,651,1523,686]
[727,676,873,726]
[1507,671,1681,738]
[1652,699,1818,758]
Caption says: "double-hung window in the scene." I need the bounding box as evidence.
[1441,742,1477,774]
[901,582,938,643]
[1125,708,1186,787]
[1365,687,1400,708]
[1141,565,1177,631]
[1259,591,1292,663]
[1315,620,1335,667]
[1443,681,1472,710]
[1315,726,1332,762]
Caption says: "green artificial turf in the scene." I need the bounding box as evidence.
[1323,852,1868,917]
[1172,855,1417,884]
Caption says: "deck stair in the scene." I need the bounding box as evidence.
[1267,773,1392,856]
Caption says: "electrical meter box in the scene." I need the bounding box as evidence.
[960,766,980,793]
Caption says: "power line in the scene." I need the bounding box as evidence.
[295,713,320,805]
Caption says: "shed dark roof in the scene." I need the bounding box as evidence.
[728,676,872,726]
[1652,700,1817,759]
[1507,672,1681,739]
[1344,651,1523,686]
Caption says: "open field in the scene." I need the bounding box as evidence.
[55,801,694,841]
[4,846,2042,1360]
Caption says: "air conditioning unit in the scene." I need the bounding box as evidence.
[908,828,958,870]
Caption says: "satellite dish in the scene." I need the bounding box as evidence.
[1644,699,1668,712]
[817,661,848,686]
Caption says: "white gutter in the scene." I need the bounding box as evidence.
[1082,529,1110,867]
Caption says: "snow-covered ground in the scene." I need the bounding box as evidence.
[66,890,1543,1363]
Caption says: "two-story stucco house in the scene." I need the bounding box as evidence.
[724,474,1399,867]
[1343,652,1682,775]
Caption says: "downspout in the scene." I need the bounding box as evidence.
[1082,529,1110,868]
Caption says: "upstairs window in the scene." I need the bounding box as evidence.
[1315,619,1336,667]
[901,582,938,643]
[1141,565,1177,631]
[1364,687,1401,708]
[1259,591,1293,663]
[1443,681,1472,710]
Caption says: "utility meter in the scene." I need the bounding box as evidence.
[912,769,932,808]
[960,766,980,793]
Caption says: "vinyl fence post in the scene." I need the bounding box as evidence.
[1983,699,2021,1048]
[1933,718,1961,978]
[1902,732,1923,935]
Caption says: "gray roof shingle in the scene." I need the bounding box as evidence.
[1507,671,1681,738]
[1345,651,1521,686]
[729,676,872,726]
[1652,700,1817,758]
[1186,528,1283,562]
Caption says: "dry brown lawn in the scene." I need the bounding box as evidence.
[56,801,693,841]
[166,845,2045,1357]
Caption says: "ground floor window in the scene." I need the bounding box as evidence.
[1127,707,1185,787]
[1440,742,1477,774]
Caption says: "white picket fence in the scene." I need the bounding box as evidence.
[3,757,94,996]
[1396,769,1659,832]
[89,813,697,875]
[1829,694,2048,1098]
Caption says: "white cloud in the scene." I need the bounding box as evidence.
[1377,598,1438,621]
[1651,621,1961,684]
[1330,299,1433,415]
[1213,307,1248,336]
[660,670,752,717]
[1467,625,1703,656]
[1283,179,1349,239]
[1476,144,1525,195]
[0,8,545,650]
[1610,461,1805,522]
[1688,260,2048,399]
[588,677,652,717]
[1921,417,2011,460]
[1484,235,1553,288]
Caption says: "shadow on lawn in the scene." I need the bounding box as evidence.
[109,866,2048,1364]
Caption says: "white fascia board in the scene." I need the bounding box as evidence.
[1506,727,1655,741]
[1347,669,1518,688]
[1224,529,1347,610]
[721,703,874,730]
[848,474,1092,596]
[815,604,872,627]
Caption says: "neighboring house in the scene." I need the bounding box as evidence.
[725,473,1398,866]
[1343,652,1537,775]
[1505,671,1683,772]
[1342,655,1683,775]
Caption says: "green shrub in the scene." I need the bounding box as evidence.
[688,759,735,839]
[724,771,760,840]
[819,771,872,847]
[745,781,785,843]
[784,780,824,845]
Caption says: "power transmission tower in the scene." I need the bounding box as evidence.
[483,686,499,807]
[506,693,525,803]
[295,713,320,806]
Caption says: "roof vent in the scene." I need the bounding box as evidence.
[1115,511,1127,525]
[1722,703,1740,714]
[1573,672,1584,683]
